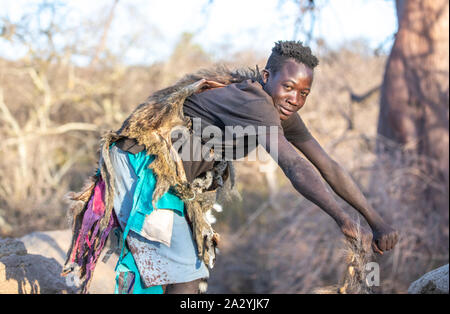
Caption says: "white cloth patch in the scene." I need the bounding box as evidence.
[141,209,174,247]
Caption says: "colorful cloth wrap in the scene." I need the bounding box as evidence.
[112,145,187,294]
[70,145,203,294]
[69,177,119,292]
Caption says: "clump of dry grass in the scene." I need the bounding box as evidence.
[314,222,374,294]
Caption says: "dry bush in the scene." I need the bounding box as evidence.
[0,58,129,235]
[0,1,220,237]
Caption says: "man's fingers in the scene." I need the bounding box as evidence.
[373,231,399,254]
[390,234,396,250]
[204,80,226,89]
[371,227,399,254]
[379,237,388,251]
[388,236,394,251]
[383,236,390,251]
[372,241,384,255]
[386,233,397,251]
[386,237,392,250]
[390,232,399,250]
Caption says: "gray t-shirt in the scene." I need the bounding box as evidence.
[180,79,312,182]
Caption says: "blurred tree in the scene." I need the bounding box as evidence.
[0,1,134,235]
[291,0,319,44]
[160,32,211,86]
[90,0,119,68]
[278,0,326,44]
[377,0,449,211]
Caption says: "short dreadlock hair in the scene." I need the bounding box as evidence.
[265,40,319,74]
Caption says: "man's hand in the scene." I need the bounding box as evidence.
[195,80,227,93]
[295,138,400,252]
[339,219,373,252]
[371,223,399,255]
[340,219,399,255]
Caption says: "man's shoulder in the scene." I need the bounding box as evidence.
[230,79,272,103]
[185,78,280,128]
[195,79,272,105]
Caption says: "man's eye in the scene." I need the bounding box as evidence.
[284,85,292,90]
[301,92,309,97]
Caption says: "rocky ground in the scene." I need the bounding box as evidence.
[0,229,117,294]
[0,229,448,294]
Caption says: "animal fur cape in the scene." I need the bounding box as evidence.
[62,66,261,292]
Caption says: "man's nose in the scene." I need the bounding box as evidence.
[287,94,298,106]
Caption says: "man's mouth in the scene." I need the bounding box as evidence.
[279,105,294,116]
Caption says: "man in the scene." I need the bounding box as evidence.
[64,40,398,294]
[178,40,399,256]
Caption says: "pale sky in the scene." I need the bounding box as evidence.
[0,0,397,65]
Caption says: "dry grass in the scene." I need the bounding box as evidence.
[313,220,374,294]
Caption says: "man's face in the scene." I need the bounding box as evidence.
[262,59,313,121]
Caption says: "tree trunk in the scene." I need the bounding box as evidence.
[377,0,449,211]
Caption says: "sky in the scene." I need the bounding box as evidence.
[0,0,398,65]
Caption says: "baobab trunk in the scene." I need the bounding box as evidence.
[377,0,449,211]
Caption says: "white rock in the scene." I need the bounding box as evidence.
[408,264,449,294]
[20,229,117,294]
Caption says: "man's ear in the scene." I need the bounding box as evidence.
[261,69,270,84]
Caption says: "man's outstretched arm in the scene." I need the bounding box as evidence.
[291,137,398,253]
[261,132,374,248]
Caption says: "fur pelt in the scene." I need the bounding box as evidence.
[66,65,260,273]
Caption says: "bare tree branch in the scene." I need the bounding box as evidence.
[0,122,99,150]
[90,0,119,67]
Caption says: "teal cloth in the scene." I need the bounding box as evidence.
[112,147,185,294]
[126,151,185,234]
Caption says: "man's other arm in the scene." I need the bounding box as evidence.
[290,136,398,253]
[260,132,373,246]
